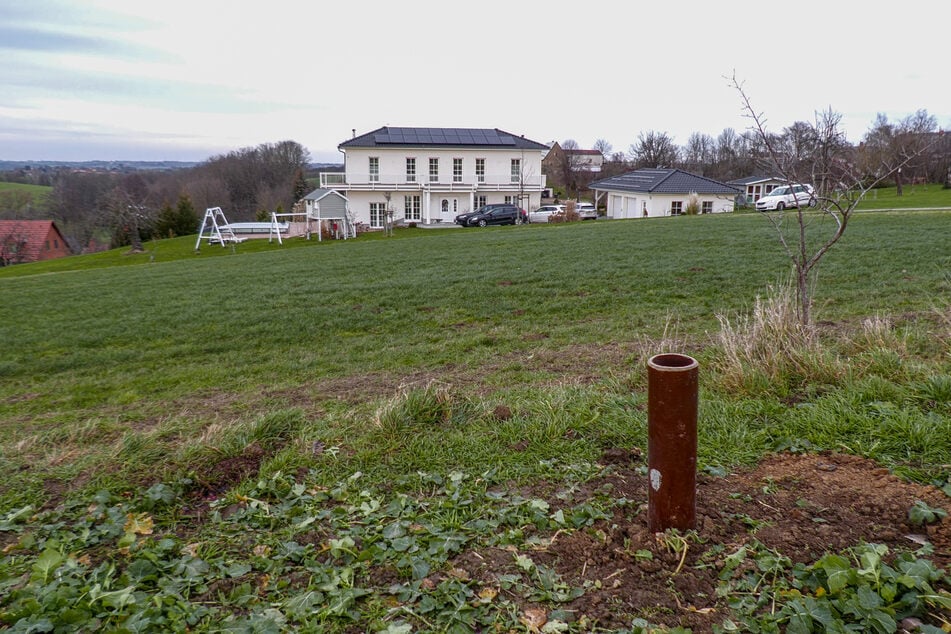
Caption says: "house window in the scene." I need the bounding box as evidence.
[369,202,385,228]
[406,158,416,183]
[429,158,439,182]
[475,158,485,183]
[45,240,50,250]
[369,157,379,182]
[504,196,514,204]
[510,159,520,183]
[453,158,463,183]
[702,201,713,214]
[475,195,486,209]
[404,195,421,221]
[670,201,683,216]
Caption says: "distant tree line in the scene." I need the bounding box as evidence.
[0,140,312,253]
[1,110,948,253]
[548,109,949,200]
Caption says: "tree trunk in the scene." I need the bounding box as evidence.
[798,267,811,327]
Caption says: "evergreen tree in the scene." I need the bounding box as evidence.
[155,194,199,237]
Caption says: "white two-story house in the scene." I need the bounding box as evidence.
[319,127,548,227]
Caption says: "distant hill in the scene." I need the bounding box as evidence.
[0,160,344,172]
[0,160,199,172]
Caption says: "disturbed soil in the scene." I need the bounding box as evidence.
[453,450,951,631]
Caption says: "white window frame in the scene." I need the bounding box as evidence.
[429,158,439,183]
[369,157,379,183]
[474,195,486,209]
[702,201,713,214]
[510,159,521,183]
[475,158,485,183]
[404,195,421,221]
[453,158,463,183]
[406,158,416,183]
[670,201,683,216]
[369,202,385,227]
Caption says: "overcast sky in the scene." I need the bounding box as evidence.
[2,0,948,163]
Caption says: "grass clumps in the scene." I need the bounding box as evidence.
[714,282,845,395]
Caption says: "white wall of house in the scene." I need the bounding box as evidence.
[344,148,542,185]
[604,192,735,218]
[345,190,538,227]
[336,146,545,226]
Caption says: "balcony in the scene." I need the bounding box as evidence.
[320,172,545,192]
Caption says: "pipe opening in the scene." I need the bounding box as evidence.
[648,353,698,371]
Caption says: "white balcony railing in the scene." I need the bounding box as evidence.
[320,172,545,190]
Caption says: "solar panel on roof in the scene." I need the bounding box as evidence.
[366,127,532,146]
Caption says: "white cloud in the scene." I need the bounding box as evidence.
[1,0,948,161]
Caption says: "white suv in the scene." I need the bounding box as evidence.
[575,202,598,220]
[755,184,816,211]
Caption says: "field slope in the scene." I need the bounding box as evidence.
[1,212,949,632]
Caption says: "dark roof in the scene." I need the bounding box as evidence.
[590,168,740,195]
[339,126,549,150]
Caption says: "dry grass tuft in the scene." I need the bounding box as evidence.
[373,380,455,436]
[714,283,845,391]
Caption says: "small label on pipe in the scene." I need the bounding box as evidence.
[650,468,662,491]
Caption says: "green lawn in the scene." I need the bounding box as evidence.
[855,183,951,210]
[1,210,949,632]
[2,210,948,490]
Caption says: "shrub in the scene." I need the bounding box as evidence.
[685,191,701,215]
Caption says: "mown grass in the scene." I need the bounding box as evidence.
[856,183,951,210]
[1,209,949,632]
[1,211,949,499]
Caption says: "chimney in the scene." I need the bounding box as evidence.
[352,128,356,138]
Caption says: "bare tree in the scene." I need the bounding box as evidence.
[628,130,679,168]
[732,75,936,326]
[0,221,30,266]
[49,171,117,252]
[593,138,613,156]
[107,174,154,252]
[858,110,938,195]
[682,132,716,175]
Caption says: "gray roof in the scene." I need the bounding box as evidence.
[590,168,740,195]
[727,175,784,186]
[304,188,347,202]
[339,126,549,150]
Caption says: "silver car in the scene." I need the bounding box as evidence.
[576,203,598,220]
[529,204,565,223]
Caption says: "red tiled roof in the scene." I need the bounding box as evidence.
[0,220,68,263]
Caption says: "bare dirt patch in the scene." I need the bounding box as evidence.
[453,450,951,631]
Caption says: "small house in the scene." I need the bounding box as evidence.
[590,168,740,219]
[0,220,70,265]
[727,175,787,206]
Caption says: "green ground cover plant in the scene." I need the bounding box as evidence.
[1,210,949,631]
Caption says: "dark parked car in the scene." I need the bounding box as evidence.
[455,204,527,227]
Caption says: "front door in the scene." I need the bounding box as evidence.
[441,198,458,223]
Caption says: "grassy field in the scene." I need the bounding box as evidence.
[856,183,951,210]
[1,209,949,631]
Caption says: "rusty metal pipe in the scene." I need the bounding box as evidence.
[647,353,699,532]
